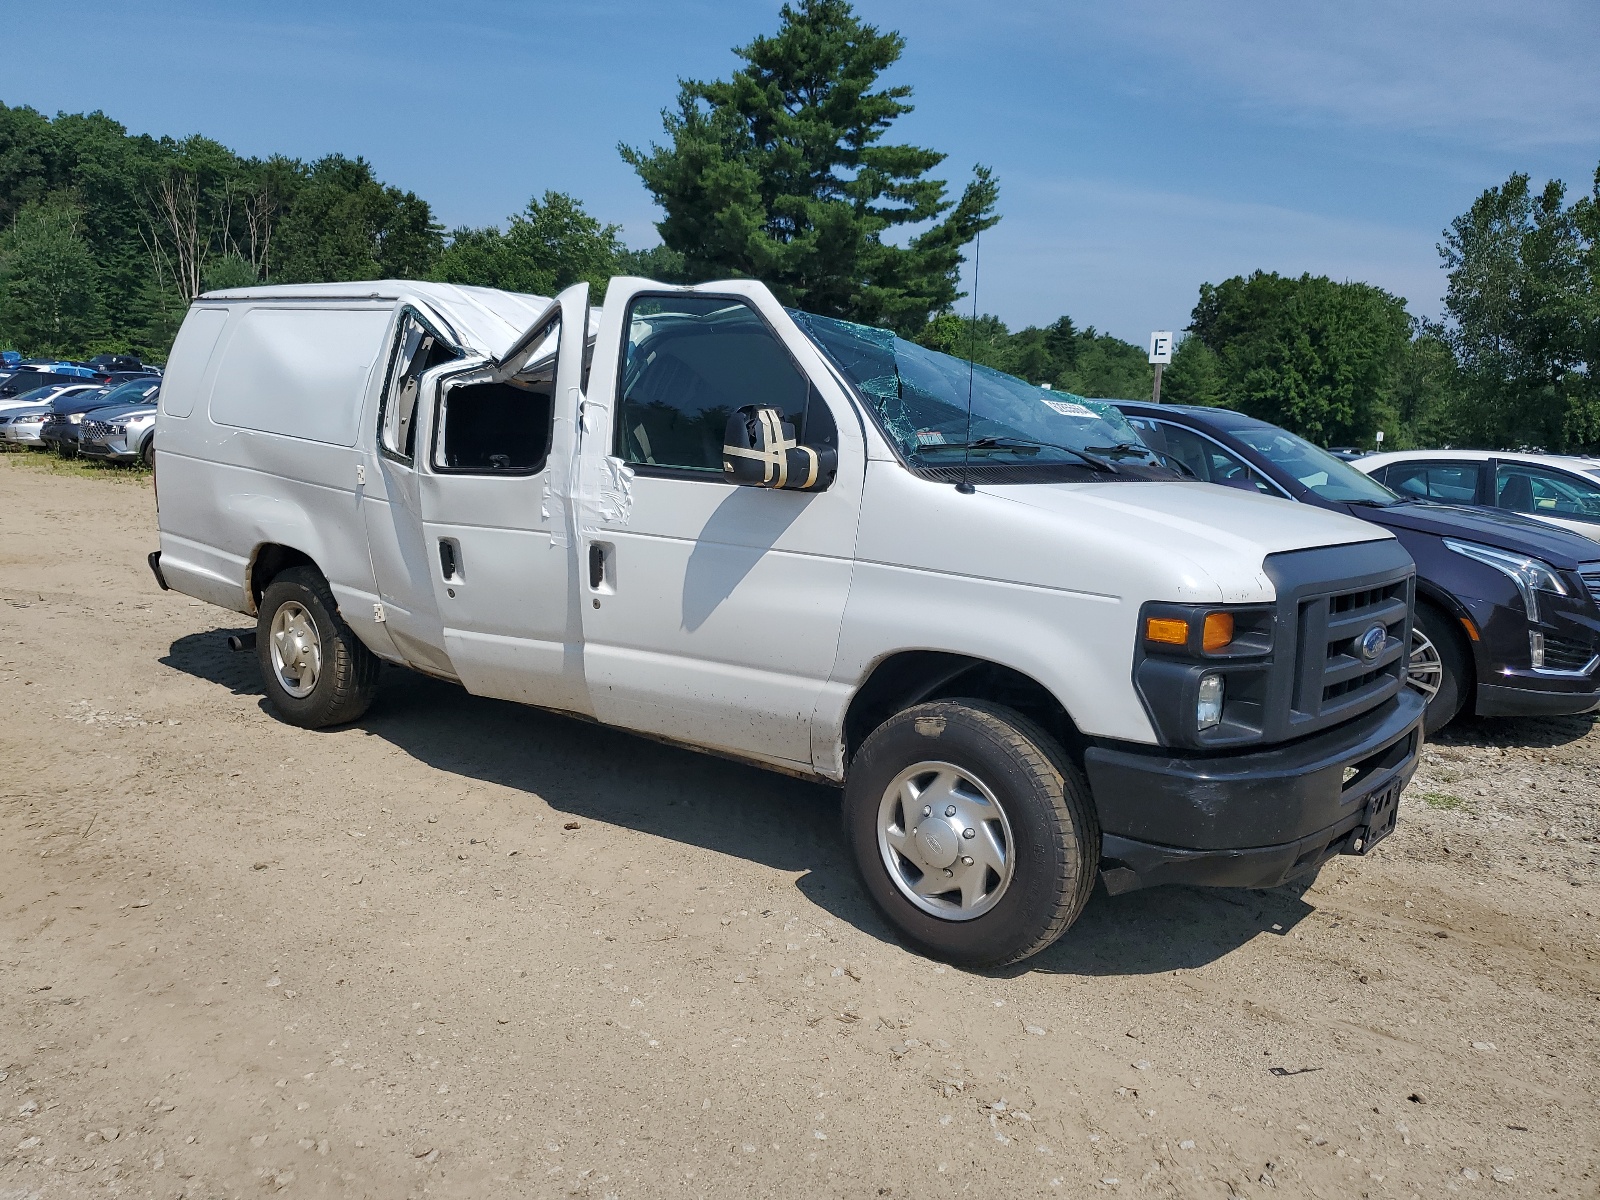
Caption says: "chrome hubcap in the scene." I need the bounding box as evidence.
[269,601,322,699]
[1407,627,1443,702]
[877,761,1014,921]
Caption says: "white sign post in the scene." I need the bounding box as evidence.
[1148,331,1173,403]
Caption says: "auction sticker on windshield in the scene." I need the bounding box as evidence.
[1041,399,1096,418]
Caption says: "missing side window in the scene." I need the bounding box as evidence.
[433,317,560,475]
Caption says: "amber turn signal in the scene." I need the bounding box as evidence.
[1202,612,1234,652]
[1145,616,1189,646]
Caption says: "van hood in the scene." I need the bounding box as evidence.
[990,480,1388,556]
[856,471,1403,613]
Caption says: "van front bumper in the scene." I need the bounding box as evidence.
[1085,689,1424,895]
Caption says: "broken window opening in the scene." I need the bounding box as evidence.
[432,317,559,475]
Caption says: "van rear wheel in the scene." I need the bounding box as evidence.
[843,700,1099,969]
[255,565,379,728]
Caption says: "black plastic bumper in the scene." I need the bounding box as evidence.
[1475,680,1600,718]
[1086,690,1424,894]
[147,550,169,591]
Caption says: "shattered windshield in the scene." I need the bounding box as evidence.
[789,311,1164,475]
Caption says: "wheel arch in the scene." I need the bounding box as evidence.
[1413,582,1481,674]
[1412,587,1478,719]
[841,650,1088,773]
[247,543,318,614]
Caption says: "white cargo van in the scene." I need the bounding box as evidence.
[150,277,1424,966]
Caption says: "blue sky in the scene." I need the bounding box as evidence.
[5,0,1597,343]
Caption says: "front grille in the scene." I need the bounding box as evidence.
[80,420,111,441]
[1580,564,1600,607]
[1295,578,1410,723]
[1543,634,1598,671]
[41,414,67,429]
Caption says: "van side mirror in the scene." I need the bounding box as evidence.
[722,405,835,492]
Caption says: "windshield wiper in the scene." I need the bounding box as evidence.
[936,436,1121,474]
[1084,441,1154,460]
[1346,498,1401,508]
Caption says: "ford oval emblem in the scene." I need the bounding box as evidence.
[1358,625,1387,661]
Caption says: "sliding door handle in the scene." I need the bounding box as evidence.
[438,539,459,581]
[588,543,605,589]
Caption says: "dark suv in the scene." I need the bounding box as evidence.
[1117,402,1600,733]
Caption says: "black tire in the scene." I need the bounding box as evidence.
[843,699,1100,969]
[255,565,380,728]
[140,436,155,469]
[1411,602,1470,735]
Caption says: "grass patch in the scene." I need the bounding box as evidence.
[1417,791,1468,811]
[0,447,150,484]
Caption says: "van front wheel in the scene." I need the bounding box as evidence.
[843,700,1099,969]
[255,566,379,728]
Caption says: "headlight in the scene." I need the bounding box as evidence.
[1142,606,1270,657]
[1196,674,1224,728]
[1443,539,1567,621]
[1136,601,1275,747]
[108,424,127,435]
[66,412,85,424]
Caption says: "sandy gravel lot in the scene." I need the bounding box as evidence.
[1,455,1597,1199]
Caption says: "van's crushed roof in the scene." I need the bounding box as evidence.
[197,280,553,363]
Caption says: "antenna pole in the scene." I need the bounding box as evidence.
[956,229,981,495]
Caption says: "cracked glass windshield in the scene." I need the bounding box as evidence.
[790,311,1163,474]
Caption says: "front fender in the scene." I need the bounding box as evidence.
[811,560,1153,779]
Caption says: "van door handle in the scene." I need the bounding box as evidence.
[439,539,458,580]
[588,543,605,589]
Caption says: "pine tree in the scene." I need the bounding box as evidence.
[621,0,998,334]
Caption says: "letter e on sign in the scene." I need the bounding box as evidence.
[1148,332,1173,365]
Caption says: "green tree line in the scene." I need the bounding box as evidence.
[1,0,1594,451]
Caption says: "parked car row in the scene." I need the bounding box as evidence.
[0,377,160,464]
[1115,402,1600,735]
[0,353,161,400]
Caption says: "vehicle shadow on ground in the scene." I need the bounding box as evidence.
[165,629,1323,977]
[1434,712,1598,751]
[160,626,265,696]
[1016,879,1317,979]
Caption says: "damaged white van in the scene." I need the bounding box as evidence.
[150,277,1424,966]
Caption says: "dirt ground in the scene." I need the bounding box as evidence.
[1,455,1596,1200]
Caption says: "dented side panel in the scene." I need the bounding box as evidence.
[155,302,394,655]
